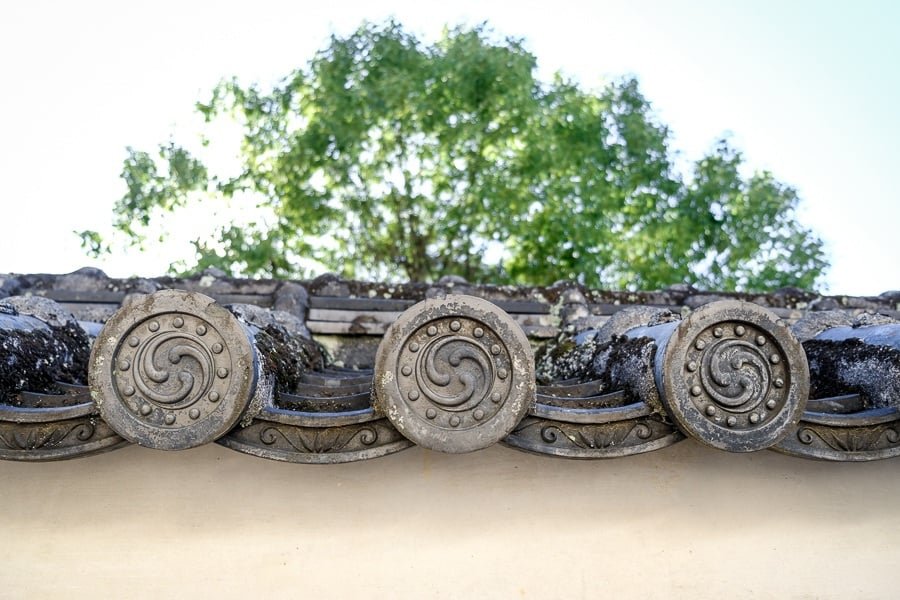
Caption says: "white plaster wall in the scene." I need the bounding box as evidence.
[1,441,899,598]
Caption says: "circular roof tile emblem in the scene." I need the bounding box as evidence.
[90,290,258,450]
[658,301,809,452]
[374,295,535,453]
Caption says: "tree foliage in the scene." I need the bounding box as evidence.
[80,20,828,291]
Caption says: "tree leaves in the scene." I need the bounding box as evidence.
[87,20,829,291]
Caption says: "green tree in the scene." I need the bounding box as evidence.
[81,20,828,291]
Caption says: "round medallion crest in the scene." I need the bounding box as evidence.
[374,295,535,453]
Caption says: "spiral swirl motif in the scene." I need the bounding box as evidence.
[797,427,818,445]
[396,318,511,431]
[112,313,233,429]
[133,331,215,408]
[699,339,771,411]
[416,336,493,411]
[374,295,535,453]
[683,323,787,431]
[657,300,808,452]
[90,290,258,450]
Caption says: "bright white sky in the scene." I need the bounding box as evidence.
[0,0,897,294]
